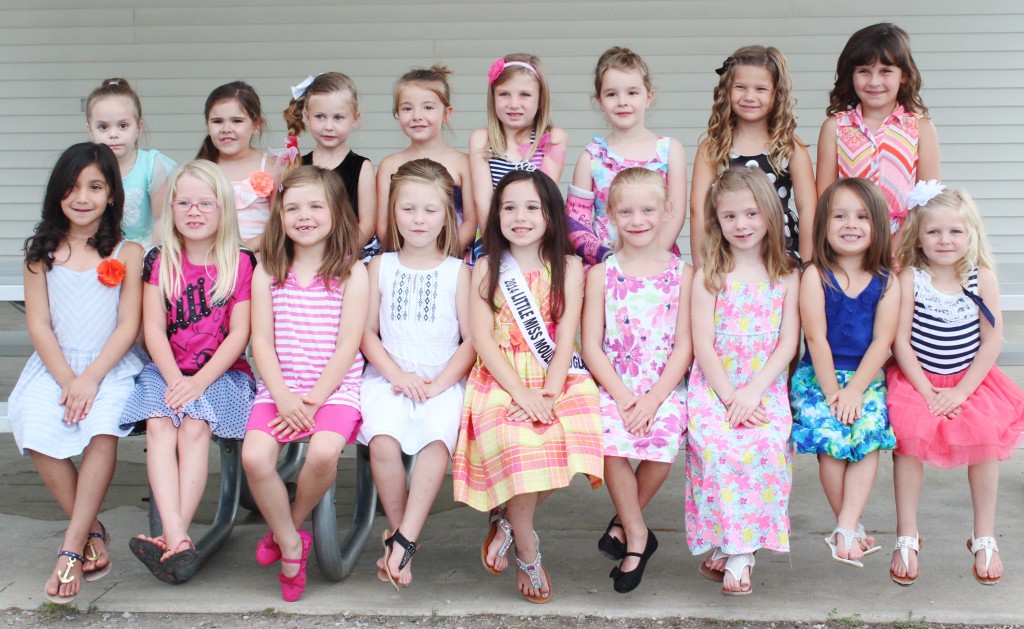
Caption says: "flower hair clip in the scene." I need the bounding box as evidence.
[97,258,126,287]
[906,179,945,210]
[290,75,316,100]
[487,58,538,85]
[715,56,735,76]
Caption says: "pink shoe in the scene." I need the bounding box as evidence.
[278,530,312,602]
[256,530,281,566]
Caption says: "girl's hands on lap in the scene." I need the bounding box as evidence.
[614,394,638,423]
[512,387,553,424]
[929,385,967,418]
[164,376,207,413]
[267,415,303,441]
[831,387,864,425]
[389,371,431,402]
[726,385,764,427]
[272,392,314,437]
[624,393,660,435]
[61,375,99,423]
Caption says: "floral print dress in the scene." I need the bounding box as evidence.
[599,254,686,462]
[684,279,793,555]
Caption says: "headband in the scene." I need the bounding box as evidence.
[715,56,735,76]
[290,75,316,100]
[906,179,945,209]
[488,58,538,85]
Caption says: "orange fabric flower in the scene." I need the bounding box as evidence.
[249,171,275,198]
[97,258,126,287]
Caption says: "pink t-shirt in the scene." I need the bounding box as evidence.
[143,247,256,376]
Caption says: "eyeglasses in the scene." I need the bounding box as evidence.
[172,199,219,213]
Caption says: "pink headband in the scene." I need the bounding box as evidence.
[488,58,538,85]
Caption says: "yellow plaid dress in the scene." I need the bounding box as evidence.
[452,267,603,511]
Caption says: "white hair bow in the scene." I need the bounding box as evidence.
[906,179,945,210]
[290,75,316,100]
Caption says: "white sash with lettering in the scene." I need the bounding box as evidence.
[498,252,587,374]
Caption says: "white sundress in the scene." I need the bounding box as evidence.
[357,253,465,454]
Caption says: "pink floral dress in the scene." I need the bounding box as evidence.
[599,254,686,462]
[684,279,793,556]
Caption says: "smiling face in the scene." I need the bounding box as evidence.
[609,183,667,249]
[305,90,358,151]
[395,83,450,143]
[206,98,259,158]
[826,187,873,258]
[917,206,968,269]
[715,189,767,252]
[493,73,540,133]
[853,60,904,115]
[61,163,112,232]
[498,179,546,249]
[86,96,141,160]
[729,64,775,124]
[172,175,221,246]
[281,183,333,249]
[597,68,652,131]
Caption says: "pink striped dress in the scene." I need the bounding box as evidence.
[835,105,921,234]
[251,271,363,419]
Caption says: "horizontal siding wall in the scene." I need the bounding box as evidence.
[0,0,1021,262]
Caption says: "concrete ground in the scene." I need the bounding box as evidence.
[2,305,1023,624]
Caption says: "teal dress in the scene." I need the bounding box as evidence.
[121,148,177,248]
[790,269,896,461]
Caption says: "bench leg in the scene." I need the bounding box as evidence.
[312,442,378,581]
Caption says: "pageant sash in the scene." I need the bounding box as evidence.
[498,252,587,374]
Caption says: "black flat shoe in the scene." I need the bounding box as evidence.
[597,515,626,560]
[612,529,658,593]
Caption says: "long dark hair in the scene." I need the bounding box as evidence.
[24,142,124,271]
[481,169,571,321]
[827,23,927,116]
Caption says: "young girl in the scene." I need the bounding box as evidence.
[816,23,941,253]
[283,72,380,260]
[569,47,687,265]
[790,179,899,567]
[689,46,815,266]
[581,168,692,593]
[119,160,257,580]
[9,143,146,603]
[86,78,177,248]
[197,81,276,253]
[468,53,568,260]
[686,166,799,596]
[452,170,603,604]
[242,166,367,602]
[376,66,476,258]
[886,184,1024,587]
[358,159,475,589]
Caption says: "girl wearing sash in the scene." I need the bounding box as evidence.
[581,168,692,593]
[452,169,603,604]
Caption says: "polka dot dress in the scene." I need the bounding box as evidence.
[730,152,799,259]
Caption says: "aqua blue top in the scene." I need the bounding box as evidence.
[121,148,177,247]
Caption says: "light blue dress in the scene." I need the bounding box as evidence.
[122,148,177,247]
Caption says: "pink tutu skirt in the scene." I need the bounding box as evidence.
[885,363,1024,469]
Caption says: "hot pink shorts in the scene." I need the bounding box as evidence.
[245,402,361,444]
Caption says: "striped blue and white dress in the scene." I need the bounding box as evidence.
[8,243,146,457]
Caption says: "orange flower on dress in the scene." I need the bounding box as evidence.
[97,258,126,287]
[249,171,275,198]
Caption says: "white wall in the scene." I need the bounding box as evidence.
[1,0,1021,262]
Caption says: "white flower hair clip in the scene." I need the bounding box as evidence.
[907,179,945,210]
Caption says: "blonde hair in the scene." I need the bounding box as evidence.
[393,65,453,130]
[385,158,461,257]
[594,46,654,97]
[895,188,995,281]
[607,167,667,213]
[261,166,360,288]
[484,53,553,161]
[157,160,241,305]
[282,72,359,137]
[701,166,795,293]
[704,46,803,175]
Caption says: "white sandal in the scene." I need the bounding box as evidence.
[856,523,882,557]
[721,553,754,596]
[967,533,1000,586]
[890,533,921,586]
[824,527,864,568]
